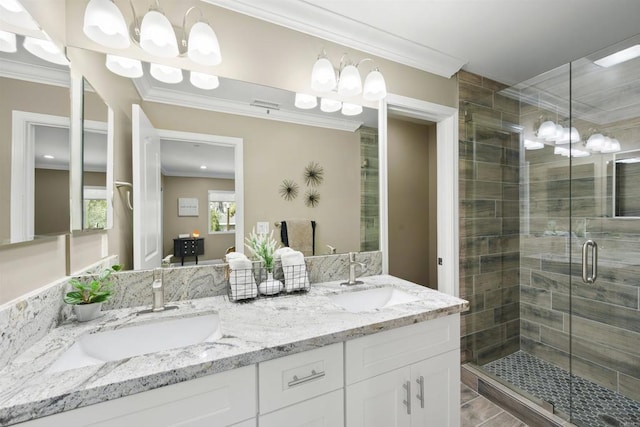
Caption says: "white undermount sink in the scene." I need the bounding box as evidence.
[47,314,222,373]
[329,287,420,313]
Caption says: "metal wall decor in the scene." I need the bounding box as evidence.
[279,179,299,201]
[304,161,324,187]
[305,189,320,207]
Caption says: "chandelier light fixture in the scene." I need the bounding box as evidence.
[530,119,622,155]
[82,0,222,66]
[0,29,16,52]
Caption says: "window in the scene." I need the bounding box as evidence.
[208,190,236,233]
[83,186,107,229]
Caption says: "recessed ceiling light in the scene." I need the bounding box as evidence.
[200,165,207,169]
[617,157,640,164]
[594,44,640,68]
[43,154,54,159]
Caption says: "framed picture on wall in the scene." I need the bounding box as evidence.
[178,197,199,216]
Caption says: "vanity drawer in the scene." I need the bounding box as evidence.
[345,314,459,385]
[259,389,344,427]
[258,342,343,414]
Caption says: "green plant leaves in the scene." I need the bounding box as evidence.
[64,264,121,305]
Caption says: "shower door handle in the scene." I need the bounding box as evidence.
[582,240,598,284]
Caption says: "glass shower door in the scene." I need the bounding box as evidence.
[568,39,640,426]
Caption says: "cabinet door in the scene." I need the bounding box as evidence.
[411,350,460,427]
[259,389,343,427]
[346,367,411,427]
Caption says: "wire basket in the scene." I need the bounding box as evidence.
[227,267,258,302]
[281,264,310,293]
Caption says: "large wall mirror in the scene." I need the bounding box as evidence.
[1,33,71,245]
[130,64,379,269]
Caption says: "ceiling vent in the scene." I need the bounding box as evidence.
[250,99,280,110]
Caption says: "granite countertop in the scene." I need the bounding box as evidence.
[0,275,468,425]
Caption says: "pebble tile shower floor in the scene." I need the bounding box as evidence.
[483,351,640,427]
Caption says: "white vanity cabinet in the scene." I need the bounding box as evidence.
[17,365,257,427]
[258,342,344,427]
[345,315,460,427]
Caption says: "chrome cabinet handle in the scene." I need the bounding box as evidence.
[582,240,598,284]
[287,369,325,387]
[416,375,425,409]
[403,380,412,415]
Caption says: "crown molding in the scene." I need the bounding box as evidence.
[134,79,364,132]
[202,0,466,78]
[0,57,69,87]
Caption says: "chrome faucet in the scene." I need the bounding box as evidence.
[341,252,368,286]
[138,268,178,315]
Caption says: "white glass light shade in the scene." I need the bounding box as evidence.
[294,93,317,109]
[586,133,605,151]
[320,98,342,113]
[187,21,221,66]
[570,127,580,143]
[537,120,556,139]
[362,70,387,101]
[571,148,590,158]
[338,64,362,97]
[190,71,219,90]
[341,102,363,116]
[0,30,16,53]
[23,36,69,65]
[311,57,336,92]
[139,10,179,58]
[106,54,142,78]
[149,63,182,84]
[0,0,39,31]
[83,0,130,49]
[554,146,570,157]
[524,139,544,150]
[546,124,564,141]
[600,137,621,153]
[555,127,571,144]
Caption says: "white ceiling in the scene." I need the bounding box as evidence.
[207,0,640,85]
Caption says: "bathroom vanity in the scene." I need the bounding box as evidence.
[0,275,467,426]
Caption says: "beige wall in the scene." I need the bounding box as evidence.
[0,77,71,242]
[388,118,437,287]
[142,102,362,255]
[162,175,235,262]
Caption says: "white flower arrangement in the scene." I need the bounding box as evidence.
[245,228,279,273]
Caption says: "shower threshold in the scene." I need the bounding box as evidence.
[480,351,640,427]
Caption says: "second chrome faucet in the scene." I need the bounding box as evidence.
[341,252,368,286]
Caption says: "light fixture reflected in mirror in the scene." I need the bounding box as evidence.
[320,97,341,113]
[524,139,544,150]
[341,102,363,116]
[106,54,143,78]
[150,63,182,84]
[0,0,39,31]
[0,29,16,52]
[294,93,317,109]
[190,71,219,90]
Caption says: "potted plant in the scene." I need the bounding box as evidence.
[64,264,122,321]
[245,228,281,295]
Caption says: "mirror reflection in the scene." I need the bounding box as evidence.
[614,150,640,217]
[125,61,379,269]
[0,34,70,245]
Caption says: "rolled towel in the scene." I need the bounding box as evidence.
[280,250,309,292]
[228,257,257,300]
[225,251,248,262]
[274,247,295,261]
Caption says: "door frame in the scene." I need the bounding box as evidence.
[379,94,459,296]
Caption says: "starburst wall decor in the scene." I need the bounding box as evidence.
[304,161,324,187]
[278,179,299,201]
[305,189,320,207]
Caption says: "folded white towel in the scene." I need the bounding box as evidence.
[225,252,248,262]
[281,250,309,292]
[274,247,295,260]
[228,257,257,300]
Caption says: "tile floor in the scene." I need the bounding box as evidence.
[461,382,528,427]
[483,351,640,427]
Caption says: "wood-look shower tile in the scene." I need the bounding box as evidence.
[461,200,497,219]
[480,252,520,274]
[619,373,640,403]
[571,316,640,355]
[552,293,640,333]
[461,218,503,238]
[461,382,480,405]
[520,285,552,308]
[520,303,564,331]
[461,396,503,426]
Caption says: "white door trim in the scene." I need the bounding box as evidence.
[379,94,459,296]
